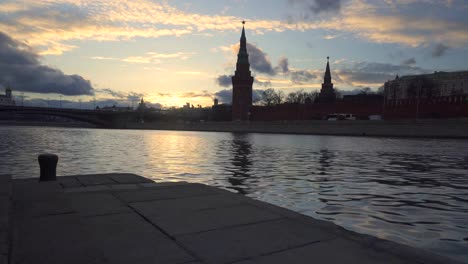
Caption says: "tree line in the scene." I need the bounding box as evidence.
[256,89,320,106]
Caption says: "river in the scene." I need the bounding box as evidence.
[1,125,467,262]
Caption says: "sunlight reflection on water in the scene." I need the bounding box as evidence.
[1,126,467,262]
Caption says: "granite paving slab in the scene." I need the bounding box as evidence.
[83,213,195,264]
[141,204,283,236]
[12,214,105,264]
[129,194,243,216]
[177,218,337,264]
[68,192,131,216]
[114,184,218,203]
[75,174,117,186]
[7,174,463,264]
[57,176,83,188]
[233,237,410,264]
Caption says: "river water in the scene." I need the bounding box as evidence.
[1,125,467,262]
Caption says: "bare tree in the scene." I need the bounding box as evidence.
[286,91,299,103]
[273,90,285,105]
[261,88,277,106]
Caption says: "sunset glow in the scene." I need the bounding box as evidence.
[0,0,467,108]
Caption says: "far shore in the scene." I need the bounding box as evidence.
[0,120,96,128]
[2,119,468,139]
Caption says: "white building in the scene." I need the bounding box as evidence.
[384,71,468,100]
[0,86,15,106]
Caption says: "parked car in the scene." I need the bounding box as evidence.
[325,113,356,121]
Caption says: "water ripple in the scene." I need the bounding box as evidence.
[0,126,468,262]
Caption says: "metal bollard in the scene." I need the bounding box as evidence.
[38,153,58,181]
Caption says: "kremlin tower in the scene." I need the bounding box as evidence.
[231,21,254,121]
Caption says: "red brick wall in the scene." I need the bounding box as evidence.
[250,95,468,121]
[251,101,383,121]
[384,95,468,119]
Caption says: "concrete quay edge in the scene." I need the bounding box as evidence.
[3,173,464,264]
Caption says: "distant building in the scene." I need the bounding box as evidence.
[99,105,131,112]
[137,98,147,112]
[231,22,254,121]
[317,57,336,103]
[384,71,468,100]
[0,85,15,106]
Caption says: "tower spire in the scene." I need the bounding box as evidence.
[318,56,336,103]
[237,20,248,65]
[324,56,331,84]
[231,21,254,121]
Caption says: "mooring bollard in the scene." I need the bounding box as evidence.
[38,153,58,181]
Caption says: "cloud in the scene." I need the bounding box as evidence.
[96,88,125,98]
[290,70,317,84]
[127,92,145,102]
[147,52,195,59]
[157,92,172,97]
[214,89,265,104]
[111,51,196,64]
[255,79,272,87]
[95,89,145,104]
[287,0,468,47]
[1,0,466,54]
[432,43,449,57]
[90,56,118,60]
[336,61,429,86]
[275,57,289,73]
[214,89,232,104]
[246,43,275,75]
[231,43,288,76]
[402,57,416,65]
[216,75,232,87]
[0,31,94,96]
[122,56,160,64]
[179,90,212,98]
[289,0,342,14]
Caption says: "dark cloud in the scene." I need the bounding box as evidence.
[231,44,289,76]
[289,0,341,14]
[402,58,416,65]
[96,89,144,102]
[432,43,449,57]
[275,57,289,73]
[246,43,275,75]
[213,89,264,104]
[214,89,232,104]
[127,92,145,101]
[179,90,212,98]
[216,75,232,87]
[0,32,94,96]
[336,62,429,84]
[96,88,125,98]
[290,70,317,84]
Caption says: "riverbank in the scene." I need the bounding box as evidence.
[2,119,468,138]
[0,120,96,128]
[127,119,468,139]
[4,173,462,263]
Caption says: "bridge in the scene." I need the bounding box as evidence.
[0,105,137,128]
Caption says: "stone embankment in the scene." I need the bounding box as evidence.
[2,173,463,263]
[127,119,468,138]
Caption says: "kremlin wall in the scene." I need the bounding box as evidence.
[222,23,468,122]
